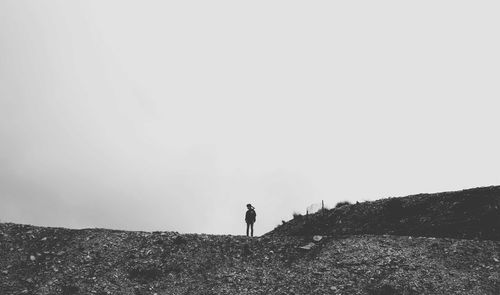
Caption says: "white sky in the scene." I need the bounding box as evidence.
[1,1,499,235]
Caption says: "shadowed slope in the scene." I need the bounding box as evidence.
[268,186,500,240]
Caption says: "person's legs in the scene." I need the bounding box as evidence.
[250,222,254,237]
[246,222,250,236]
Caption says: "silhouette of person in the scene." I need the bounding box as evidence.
[245,204,256,237]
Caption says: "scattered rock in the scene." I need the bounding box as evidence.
[298,243,315,250]
[1,186,500,295]
[173,235,187,245]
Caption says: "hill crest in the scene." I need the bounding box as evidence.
[269,185,500,240]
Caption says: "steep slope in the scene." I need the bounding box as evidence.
[269,186,500,240]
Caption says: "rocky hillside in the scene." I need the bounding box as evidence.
[270,186,500,240]
[1,186,500,294]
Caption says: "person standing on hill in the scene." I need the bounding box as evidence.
[245,204,256,237]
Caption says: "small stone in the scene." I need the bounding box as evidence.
[494,257,499,263]
[1,270,8,275]
[299,243,315,250]
[30,255,36,261]
[313,235,323,242]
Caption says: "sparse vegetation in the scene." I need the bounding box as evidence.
[270,185,500,240]
[318,206,329,213]
[335,201,351,208]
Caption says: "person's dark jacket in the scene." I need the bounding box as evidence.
[245,209,256,223]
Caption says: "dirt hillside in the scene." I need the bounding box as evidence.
[1,186,500,295]
[270,186,500,240]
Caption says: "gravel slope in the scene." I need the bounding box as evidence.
[1,223,500,295]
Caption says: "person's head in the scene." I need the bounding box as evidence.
[247,204,253,209]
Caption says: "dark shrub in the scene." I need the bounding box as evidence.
[335,201,351,208]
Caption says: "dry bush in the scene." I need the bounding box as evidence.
[335,201,351,208]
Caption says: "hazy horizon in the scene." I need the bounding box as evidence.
[1,1,499,235]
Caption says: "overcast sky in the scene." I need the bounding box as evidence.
[1,1,499,235]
